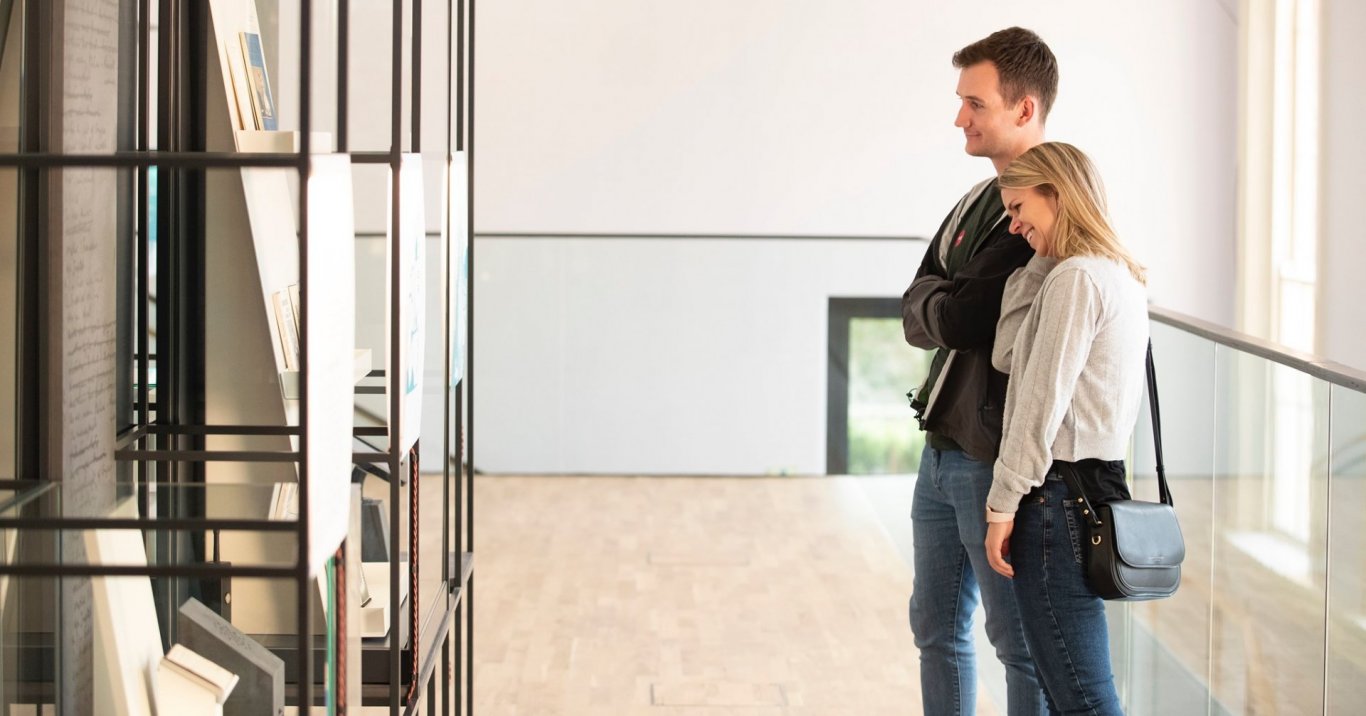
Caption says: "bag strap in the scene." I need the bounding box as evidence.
[1056,463,1104,529]
[1147,340,1173,506]
[1058,339,1172,528]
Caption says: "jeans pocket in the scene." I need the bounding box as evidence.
[1061,499,1086,566]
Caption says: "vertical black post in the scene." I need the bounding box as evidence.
[455,0,463,154]
[298,0,316,709]
[465,1,475,713]
[114,0,139,464]
[440,0,454,700]
[183,0,210,637]
[17,0,54,484]
[826,299,849,475]
[152,0,177,599]
[136,0,151,512]
[452,6,470,713]
[336,0,348,152]
[388,0,404,708]
[412,0,421,153]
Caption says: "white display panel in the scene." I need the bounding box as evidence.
[448,152,469,386]
[304,155,357,572]
[388,156,426,453]
[88,500,163,716]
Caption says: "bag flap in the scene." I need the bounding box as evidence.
[1105,500,1186,566]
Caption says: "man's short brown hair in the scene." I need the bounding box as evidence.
[953,27,1059,122]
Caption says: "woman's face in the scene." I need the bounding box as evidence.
[1001,185,1058,256]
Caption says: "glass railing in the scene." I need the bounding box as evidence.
[1108,306,1366,715]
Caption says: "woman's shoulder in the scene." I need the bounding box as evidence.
[1040,256,1144,304]
[1040,257,1103,291]
[1049,256,1135,287]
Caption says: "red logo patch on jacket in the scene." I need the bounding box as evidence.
[954,230,965,247]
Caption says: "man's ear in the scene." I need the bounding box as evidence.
[1017,95,1037,126]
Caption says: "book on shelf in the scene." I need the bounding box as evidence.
[267,482,299,521]
[358,562,372,607]
[161,643,239,705]
[271,288,300,372]
[288,282,301,339]
[238,31,278,131]
[225,39,255,131]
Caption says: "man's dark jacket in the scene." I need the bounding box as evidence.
[902,177,1034,462]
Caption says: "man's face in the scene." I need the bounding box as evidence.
[954,62,1022,161]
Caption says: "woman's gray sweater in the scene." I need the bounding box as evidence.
[986,254,1149,515]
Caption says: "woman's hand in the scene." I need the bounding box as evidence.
[985,519,1016,578]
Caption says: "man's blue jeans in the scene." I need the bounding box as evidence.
[1010,475,1123,715]
[910,446,1045,716]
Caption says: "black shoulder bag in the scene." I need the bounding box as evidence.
[1062,341,1185,601]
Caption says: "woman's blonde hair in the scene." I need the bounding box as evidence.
[999,142,1146,284]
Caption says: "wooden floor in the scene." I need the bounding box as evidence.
[472,474,1000,715]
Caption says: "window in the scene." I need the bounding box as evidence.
[1237,0,1321,545]
[827,298,932,475]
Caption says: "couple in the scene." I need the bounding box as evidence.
[903,27,1148,716]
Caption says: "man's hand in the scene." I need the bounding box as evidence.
[985,519,1015,578]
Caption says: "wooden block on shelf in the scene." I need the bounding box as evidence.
[357,561,409,639]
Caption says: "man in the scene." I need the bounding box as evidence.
[901,27,1058,716]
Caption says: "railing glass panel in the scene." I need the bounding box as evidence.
[1103,311,1366,716]
[1327,384,1366,712]
[1208,345,1329,715]
[1115,320,1219,714]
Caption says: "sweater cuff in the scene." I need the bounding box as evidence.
[986,461,1032,514]
[985,507,1015,523]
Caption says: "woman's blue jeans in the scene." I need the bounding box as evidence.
[909,446,1046,715]
[1010,474,1123,715]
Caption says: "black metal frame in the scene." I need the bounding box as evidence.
[0,0,476,712]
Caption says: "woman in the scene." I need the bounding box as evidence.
[982,141,1148,715]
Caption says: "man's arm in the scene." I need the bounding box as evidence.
[902,224,1034,352]
[901,240,948,349]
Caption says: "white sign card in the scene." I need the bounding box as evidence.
[388,156,426,453]
[304,154,357,573]
[448,152,469,385]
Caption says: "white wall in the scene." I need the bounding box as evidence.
[475,0,1238,322]
[474,237,921,474]
[469,1,1239,473]
[1317,0,1366,372]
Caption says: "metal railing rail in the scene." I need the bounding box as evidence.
[1149,305,1366,393]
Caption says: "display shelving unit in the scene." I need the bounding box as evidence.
[0,0,476,713]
